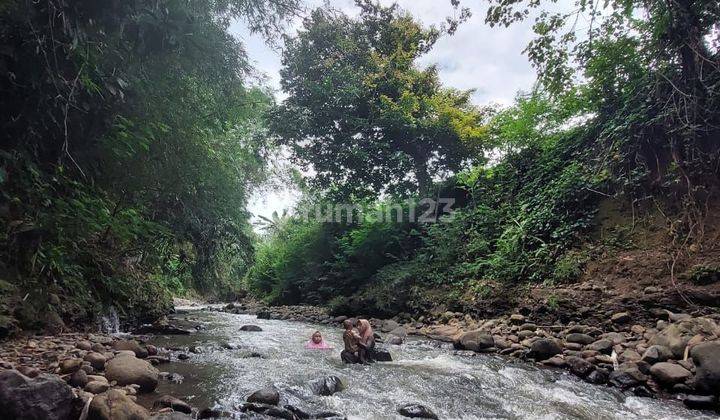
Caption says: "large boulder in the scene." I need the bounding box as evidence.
[648,317,720,358]
[0,370,75,420]
[649,362,692,386]
[105,353,159,392]
[247,388,280,405]
[309,376,345,396]
[690,341,720,393]
[454,330,494,352]
[112,340,149,359]
[397,403,438,419]
[88,389,150,420]
[529,339,562,361]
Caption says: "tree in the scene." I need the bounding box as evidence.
[273,0,484,200]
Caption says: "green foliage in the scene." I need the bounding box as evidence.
[0,0,299,327]
[273,1,483,199]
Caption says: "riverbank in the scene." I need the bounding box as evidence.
[0,297,718,419]
[218,298,720,413]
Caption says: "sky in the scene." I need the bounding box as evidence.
[228,0,540,228]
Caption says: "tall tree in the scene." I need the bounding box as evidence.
[273,0,483,199]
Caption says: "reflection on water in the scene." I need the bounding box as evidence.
[141,309,716,420]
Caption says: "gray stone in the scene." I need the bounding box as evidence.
[690,341,720,394]
[397,403,438,419]
[649,362,692,386]
[247,387,280,405]
[0,370,74,420]
[105,353,159,392]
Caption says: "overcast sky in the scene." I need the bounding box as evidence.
[228,0,540,227]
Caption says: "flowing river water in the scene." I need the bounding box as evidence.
[140,307,717,420]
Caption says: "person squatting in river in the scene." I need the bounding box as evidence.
[341,319,376,364]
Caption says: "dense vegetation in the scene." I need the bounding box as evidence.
[246,0,720,316]
[0,0,299,331]
[0,0,718,332]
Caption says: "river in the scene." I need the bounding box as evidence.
[140,308,717,419]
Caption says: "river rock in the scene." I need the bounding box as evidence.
[566,333,594,345]
[0,370,75,420]
[649,362,692,386]
[85,381,110,394]
[586,339,613,354]
[17,365,40,378]
[240,325,263,332]
[59,358,83,374]
[371,347,393,362]
[609,363,648,389]
[89,389,150,420]
[509,314,525,324]
[247,387,280,405]
[153,395,193,414]
[387,336,404,345]
[529,339,562,360]
[641,345,672,364]
[566,356,594,377]
[690,341,720,393]
[381,320,400,333]
[397,403,438,419]
[389,327,408,338]
[649,317,720,358]
[585,368,609,385]
[105,353,159,392]
[309,376,345,396]
[76,340,93,351]
[84,352,107,371]
[454,330,494,352]
[112,340,149,358]
[68,369,89,388]
[683,394,718,410]
[611,312,631,324]
[243,403,295,419]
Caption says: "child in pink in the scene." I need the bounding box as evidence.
[305,331,333,349]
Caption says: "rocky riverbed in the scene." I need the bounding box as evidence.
[219,299,720,413]
[0,299,718,419]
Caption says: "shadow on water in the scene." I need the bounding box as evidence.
[139,309,717,420]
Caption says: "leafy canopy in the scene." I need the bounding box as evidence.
[273,0,484,200]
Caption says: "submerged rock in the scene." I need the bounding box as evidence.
[240,325,263,332]
[309,376,345,396]
[247,387,280,405]
[371,347,393,362]
[397,403,439,419]
[153,395,193,414]
[0,369,75,420]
